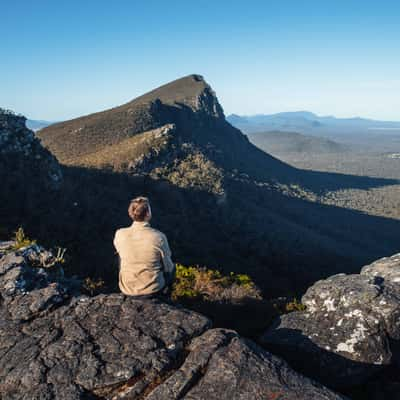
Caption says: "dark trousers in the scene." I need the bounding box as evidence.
[125,284,172,302]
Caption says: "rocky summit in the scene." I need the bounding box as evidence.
[0,241,346,400]
[260,253,400,390]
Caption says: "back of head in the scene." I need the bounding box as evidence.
[128,196,150,222]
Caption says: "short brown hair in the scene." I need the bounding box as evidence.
[128,196,150,221]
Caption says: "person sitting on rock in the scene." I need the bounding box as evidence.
[113,196,176,298]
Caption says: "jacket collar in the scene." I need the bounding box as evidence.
[131,220,150,229]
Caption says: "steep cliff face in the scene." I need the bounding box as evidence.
[0,109,62,234]
[0,240,347,400]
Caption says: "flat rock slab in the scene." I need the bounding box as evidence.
[0,293,211,399]
[261,253,400,389]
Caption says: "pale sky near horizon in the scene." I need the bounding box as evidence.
[1,0,399,121]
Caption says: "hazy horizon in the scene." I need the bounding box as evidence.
[1,0,399,121]
[26,107,400,124]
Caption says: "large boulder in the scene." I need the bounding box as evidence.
[0,242,347,399]
[260,253,400,389]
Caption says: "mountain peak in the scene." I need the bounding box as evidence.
[130,74,224,118]
[37,75,229,163]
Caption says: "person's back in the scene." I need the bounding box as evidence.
[113,197,175,297]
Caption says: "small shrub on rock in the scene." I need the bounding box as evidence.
[171,264,276,338]
[12,227,36,250]
[273,297,307,314]
[172,264,261,302]
[82,277,105,296]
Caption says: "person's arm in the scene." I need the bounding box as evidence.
[113,230,120,253]
[160,234,176,286]
[113,230,121,272]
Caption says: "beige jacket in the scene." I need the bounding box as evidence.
[113,221,175,296]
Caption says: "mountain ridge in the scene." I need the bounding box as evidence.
[26,119,55,131]
[227,111,400,137]
[37,74,296,187]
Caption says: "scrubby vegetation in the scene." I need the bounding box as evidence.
[275,151,400,220]
[169,264,308,338]
[12,227,36,250]
[74,125,174,171]
[153,152,224,195]
[172,264,261,302]
[82,277,106,296]
[11,228,67,271]
[170,263,278,338]
[248,131,346,154]
[273,297,307,314]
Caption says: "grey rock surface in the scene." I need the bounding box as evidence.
[145,329,346,400]
[0,243,347,399]
[361,252,400,283]
[261,253,400,389]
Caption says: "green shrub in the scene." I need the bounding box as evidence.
[82,277,105,296]
[273,297,307,314]
[285,297,307,312]
[171,264,280,338]
[12,227,36,250]
[172,264,261,302]
[11,228,67,270]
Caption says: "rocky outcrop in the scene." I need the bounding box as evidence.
[143,329,346,400]
[0,242,346,399]
[0,109,62,232]
[0,109,62,189]
[260,252,400,389]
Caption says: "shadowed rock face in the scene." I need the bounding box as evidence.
[0,242,347,400]
[0,109,62,232]
[0,109,62,189]
[260,253,400,389]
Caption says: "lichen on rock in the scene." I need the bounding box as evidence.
[261,253,400,389]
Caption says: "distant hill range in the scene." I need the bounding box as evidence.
[30,75,400,296]
[26,119,54,131]
[227,111,400,137]
[248,130,347,155]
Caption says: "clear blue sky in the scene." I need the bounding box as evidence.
[1,0,399,121]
